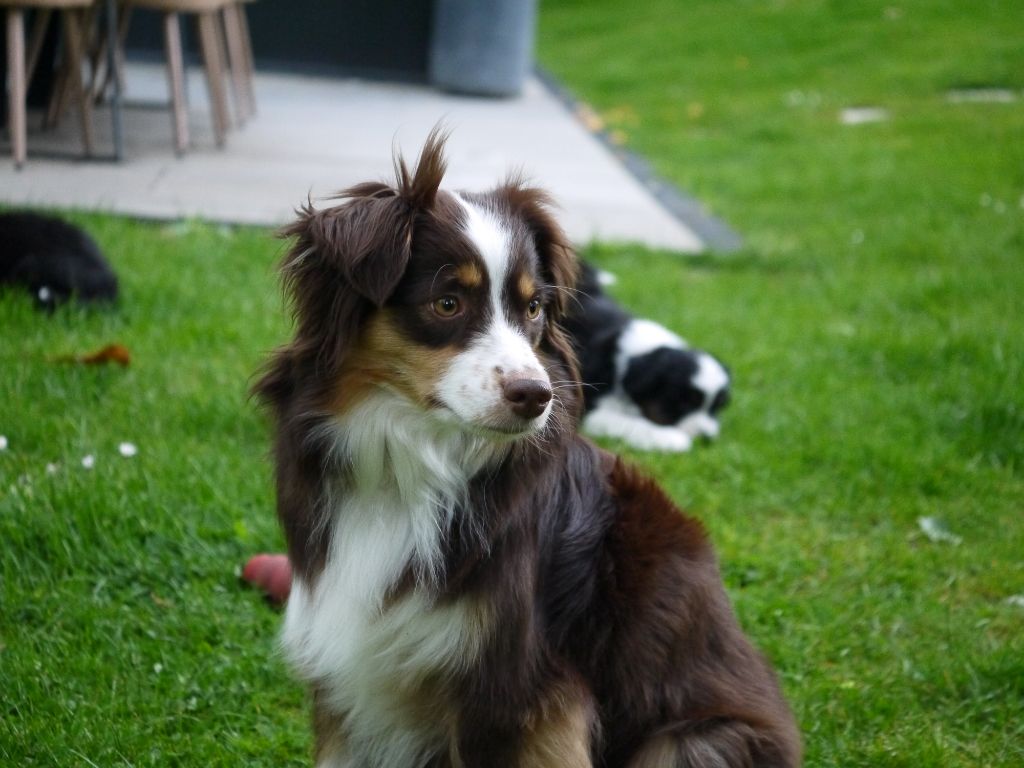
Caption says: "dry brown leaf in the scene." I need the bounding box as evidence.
[54,343,131,367]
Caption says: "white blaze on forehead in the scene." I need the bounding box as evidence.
[454,193,513,311]
[694,352,729,396]
[432,194,551,432]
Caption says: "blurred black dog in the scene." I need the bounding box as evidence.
[563,262,731,452]
[0,211,118,311]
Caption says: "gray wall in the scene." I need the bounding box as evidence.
[126,0,435,82]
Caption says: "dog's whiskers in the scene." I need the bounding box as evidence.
[429,263,456,295]
[542,282,586,311]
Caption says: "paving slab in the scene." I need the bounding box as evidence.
[1,64,708,252]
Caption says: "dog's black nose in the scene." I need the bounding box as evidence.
[502,378,552,419]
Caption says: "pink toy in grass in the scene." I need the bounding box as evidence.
[241,554,292,604]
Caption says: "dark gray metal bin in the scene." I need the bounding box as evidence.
[429,0,537,97]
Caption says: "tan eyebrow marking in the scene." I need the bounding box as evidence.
[517,272,537,302]
[456,262,483,288]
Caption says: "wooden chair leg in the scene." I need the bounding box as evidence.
[80,3,100,85]
[45,22,74,129]
[107,6,132,101]
[25,9,52,86]
[116,8,131,94]
[162,12,189,155]
[196,10,230,146]
[94,5,132,104]
[45,77,65,129]
[88,5,110,101]
[61,9,94,157]
[6,8,27,168]
[237,1,256,116]
[222,3,250,124]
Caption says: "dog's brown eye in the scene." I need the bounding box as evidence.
[432,296,461,318]
[526,298,542,320]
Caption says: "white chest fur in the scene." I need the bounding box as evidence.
[281,393,500,765]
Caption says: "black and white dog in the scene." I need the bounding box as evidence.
[563,263,730,452]
[0,211,118,311]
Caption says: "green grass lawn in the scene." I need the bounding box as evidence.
[0,219,310,765]
[2,1,1022,765]
[538,1,1024,765]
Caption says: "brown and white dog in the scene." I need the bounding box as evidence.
[253,130,801,768]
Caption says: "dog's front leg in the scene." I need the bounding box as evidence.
[627,720,799,768]
[516,681,596,768]
[311,685,352,768]
[582,403,694,452]
[451,677,597,768]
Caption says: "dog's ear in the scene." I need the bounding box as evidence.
[496,181,583,416]
[268,130,451,379]
[498,180,578,320]
[281,127,450,309]
[289,191,412,308]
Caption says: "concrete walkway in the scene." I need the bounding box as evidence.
[1,64,710,252]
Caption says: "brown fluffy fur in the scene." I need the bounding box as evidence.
[254,129,801,767]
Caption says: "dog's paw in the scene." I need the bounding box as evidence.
[679,413,720,440]
[628,426,694,453]
[584,407,695,452]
